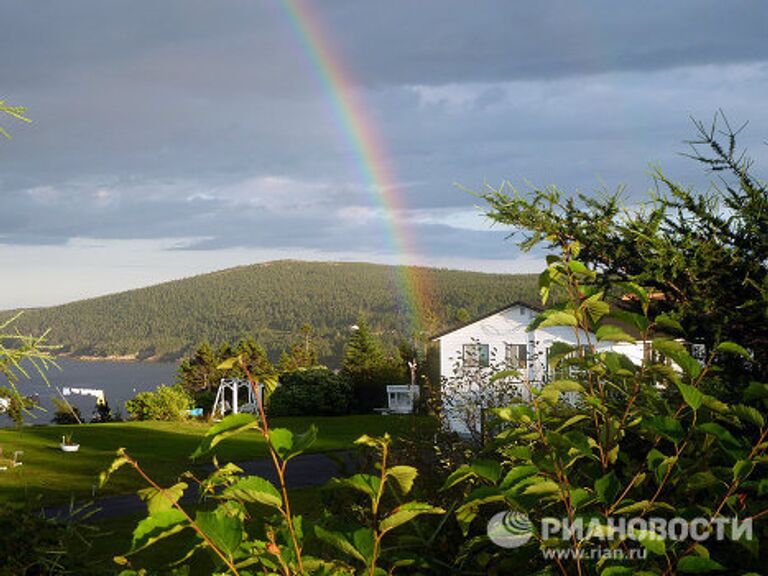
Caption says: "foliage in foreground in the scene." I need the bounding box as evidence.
[102,365,443,575]
[0,501,101,576]
[443,245,767,575]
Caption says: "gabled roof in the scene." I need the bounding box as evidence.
[430,300,543,341]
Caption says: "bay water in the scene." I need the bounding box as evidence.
[0,357,178,427]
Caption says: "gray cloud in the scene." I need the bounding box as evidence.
[1,1,767,308]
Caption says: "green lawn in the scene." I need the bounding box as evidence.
[0,414,433,506]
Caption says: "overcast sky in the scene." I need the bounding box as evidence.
[2,1,767,308]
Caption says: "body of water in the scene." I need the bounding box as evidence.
[1,358,178,427]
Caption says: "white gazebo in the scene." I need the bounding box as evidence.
[385,385,420,414]
[212,378,264,419]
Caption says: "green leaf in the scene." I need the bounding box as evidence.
[216,355,242,370]
[654,314,684,334]
[609,308,650,333]
[556,414,589,432]
[731,404,765,428]
[546,341,576,367]
[685,471,721,491]
[698,423,743,453]
[633,529,665,555]
[99,448,131,488]
[440,465,474,491]
[567,260,591,276]
[743,381,768,402]
[192,413,257,458]
[386,465,418,494]
[701,394,729,414]
[379,501,444,534]
[138,482,188,515]
[583,292,610,323]
[195,508,242,558]
[732,460,754,482]
[676,381,704,410]
[595,472,620,504]
[328,474,381,501]
[494,405,535,423]
[522,480,561,496]
[614,500,650,515]
[500,465,539,490]
[261,373,279,395]
[354,434,390,449]
[570,487,592,509]
[643,415,685,444]
[471,459,502,483]
[533,309,578,330]
[222,475,282,509]
[131,509,187,553]
[596,324,636,343]
[715,341,751,360]
[314,525,366,564]
[540,386,560,405]
[269,428,294,460]
[267,424,318,462]
[677,555,725,573]
[550,379,585,393]
[653,339,701,380]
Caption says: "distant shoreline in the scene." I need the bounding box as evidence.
[58,353,179,365]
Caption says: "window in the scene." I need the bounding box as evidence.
[463,343,489,368]
[506,343,528,369]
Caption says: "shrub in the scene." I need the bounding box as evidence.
[51,396,82,424]
[0,501,101,576]
[268,367,353,416]
[125,383,193,421]
[444,247,768,575]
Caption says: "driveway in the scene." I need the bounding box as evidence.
[44,451,352,521]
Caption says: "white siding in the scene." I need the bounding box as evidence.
[434,304,645,436]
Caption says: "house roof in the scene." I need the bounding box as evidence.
[430,300,543,341]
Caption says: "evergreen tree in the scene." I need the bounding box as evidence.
[342,317,404,412]
[277,324,319,372]
[233,337,274,378]
[342,318,384,375]
[482,113,768,389]
[176,341,220,391]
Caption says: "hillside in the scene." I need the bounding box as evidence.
[5,260,540,363]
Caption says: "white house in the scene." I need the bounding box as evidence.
[431,301,644,436]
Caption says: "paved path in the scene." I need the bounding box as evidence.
[45,451,352,521]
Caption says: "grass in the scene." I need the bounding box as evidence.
[0,414,433,506]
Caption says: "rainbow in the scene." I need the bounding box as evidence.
[278,0,431,336]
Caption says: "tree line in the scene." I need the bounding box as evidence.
[6,261,539,365]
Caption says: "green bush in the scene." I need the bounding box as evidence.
[51,396,82,424]
[268,367,353,416]
[125,383,193,421]
[0,502,101,576]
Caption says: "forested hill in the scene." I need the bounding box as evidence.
[5,260,539,363]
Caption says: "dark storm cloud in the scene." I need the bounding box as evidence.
[1,1,767,261]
